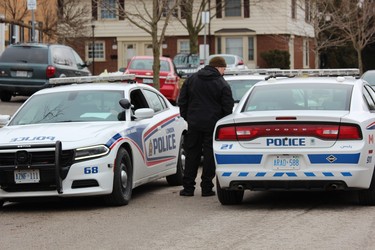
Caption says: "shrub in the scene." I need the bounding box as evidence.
[260,50,290,69]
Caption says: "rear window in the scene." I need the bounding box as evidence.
[226,79,262,102]
[243,83,353,111]
[129,59,170,71]
[0,46,48,64]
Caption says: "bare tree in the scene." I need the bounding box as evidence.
[53,0,92,46]
[0,0,91,45]
[302,0,349,68]
[108,0,180,91]
[325,0,375,73]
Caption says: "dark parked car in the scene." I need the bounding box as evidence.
[0,43,91,102]
[173,53,201,78]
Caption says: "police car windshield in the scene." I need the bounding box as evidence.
[243,83,352,112]
[9,90,125,125]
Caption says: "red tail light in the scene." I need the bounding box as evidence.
[216,123,362,141]
[46,66,56,78]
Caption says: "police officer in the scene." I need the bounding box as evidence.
[178,56,234,196]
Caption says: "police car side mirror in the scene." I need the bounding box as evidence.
[119,99,131,109]
[134,108,154,119]
[0,114,10,127]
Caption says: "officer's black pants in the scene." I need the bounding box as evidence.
[182,128,215,193]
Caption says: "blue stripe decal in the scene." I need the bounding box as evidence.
[256,172,266,177]
[220,172,353,177]
[238,172,249,177]
[323,172,334,177]
[215,154,262,164]
[286,172,297,177]
[308,153,360,164]
[341,172,352,176]
[304,172,316,177]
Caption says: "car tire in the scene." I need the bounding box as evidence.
[105,148,133,206]
[0,91,12,102]
[166,135,184,186]
[216,179,244,205]
[358,170,375,205]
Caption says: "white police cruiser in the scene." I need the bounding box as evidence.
[213,69,375,205]
[0,74,187,207]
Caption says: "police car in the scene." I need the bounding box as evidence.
[0,75,187,207]
[213,69,375,205]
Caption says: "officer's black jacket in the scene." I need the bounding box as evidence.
[178,65,234,132]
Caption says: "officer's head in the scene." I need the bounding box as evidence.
[209,56,227,75]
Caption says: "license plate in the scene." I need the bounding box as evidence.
[143,78,153,84]
[16,71,28,77]
[14,169,40,184]
[272,155,300,170]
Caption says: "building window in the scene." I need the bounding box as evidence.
[217,37,221,54]
[87,41,105,61]
[178,40,190,53]
[291,0,296,19]
[225,37,243,57]
[100,0,117,20]
[305,0,311,22]
[225,0,241,17]
[303,39,309,68]
[248,36,254,61]
[162,0,178,18]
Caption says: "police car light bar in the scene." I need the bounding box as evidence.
[225,68,360,77]
[48,74,136,85]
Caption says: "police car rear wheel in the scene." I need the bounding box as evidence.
[105,148,133,206]
[358,170,375,205]
[166,135,184,186]
[216,179,244,205]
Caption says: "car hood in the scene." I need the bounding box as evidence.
[0,122,122,149]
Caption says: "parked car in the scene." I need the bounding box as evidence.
[173,53,201,78]
[204,54,248,70]
[0,74,187,207]
[361,70,375,86]
[224,72,268,106]
[213,68,375,206]
[0,43,91,102]
[125,56,181,104]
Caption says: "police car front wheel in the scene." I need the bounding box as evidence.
[105,148,133,206]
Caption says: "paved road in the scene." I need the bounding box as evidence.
[1,98,375,250]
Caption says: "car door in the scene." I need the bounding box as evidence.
[129,88,180,181]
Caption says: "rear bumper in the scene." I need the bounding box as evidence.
[216,161,373,190]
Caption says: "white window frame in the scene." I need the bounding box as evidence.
[303,38,310,68]
[178,40,190,53]
[86,40,106,62]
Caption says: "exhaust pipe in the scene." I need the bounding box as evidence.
[237,185,244,191]
[327,183,338,191]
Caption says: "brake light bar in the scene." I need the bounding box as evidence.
[216,123,362,141]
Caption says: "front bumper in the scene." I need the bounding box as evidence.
[0,141,114,199]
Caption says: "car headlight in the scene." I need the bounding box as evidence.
[74,145,110,161]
